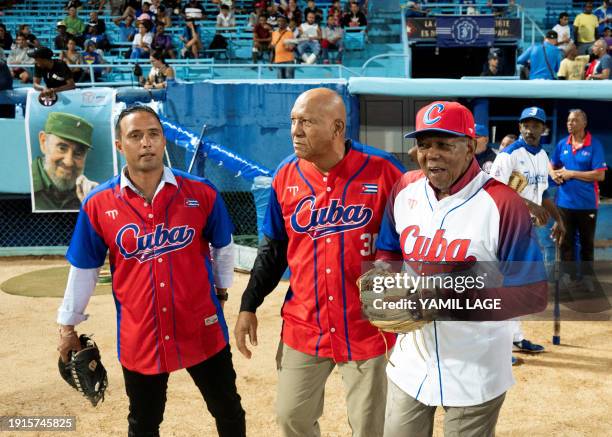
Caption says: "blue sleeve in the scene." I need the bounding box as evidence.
[66,208,108,269]
[376,199,401,253]
[517,46,532,65]
[591,139,608,170]
[203,191,235,248]
[262,187,288,241]
[551,141,562,167]
[601,55,612,72]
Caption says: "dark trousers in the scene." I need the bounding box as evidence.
[559,207,597,279]
[122,345,246,437]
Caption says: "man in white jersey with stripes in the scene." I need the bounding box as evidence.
[377,101,548,436]
[489,106,565,362]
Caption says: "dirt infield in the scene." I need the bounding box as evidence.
[0,258,611,437]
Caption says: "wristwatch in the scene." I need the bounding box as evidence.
[216,291,229,301]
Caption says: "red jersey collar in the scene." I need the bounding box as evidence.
[567,131,592,153]
[428,158,481,198]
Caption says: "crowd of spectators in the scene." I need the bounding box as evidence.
[515,2,612,80]
[0,0,365,87]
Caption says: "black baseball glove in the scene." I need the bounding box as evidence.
[58,334,108,407]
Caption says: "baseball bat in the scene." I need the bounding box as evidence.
[553,242,561,345]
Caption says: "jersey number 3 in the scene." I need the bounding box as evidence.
[360,233,378,256]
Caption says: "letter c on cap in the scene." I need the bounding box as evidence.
[423,103,444,125]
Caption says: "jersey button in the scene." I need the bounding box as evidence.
[161,307,167,312]
[325,268,331,274]
[144,202,149,207]
[326,238,331,243]
[323,176,328,182]
[164,335,170,340]
[160,282,165,288]
[330,327,336,333]
[326,187,331,192]
[158,258,163,263]
[148,213,154,219]
[328,295,334,301]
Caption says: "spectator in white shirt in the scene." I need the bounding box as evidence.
[130,19,153,59]
[216,4,235,28]
[553,12,572,52]
[297,11,321,64]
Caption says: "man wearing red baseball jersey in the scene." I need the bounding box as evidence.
[57,106,246,437]
[234,88,405,437]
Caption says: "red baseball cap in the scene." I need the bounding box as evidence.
[404,101,475,139]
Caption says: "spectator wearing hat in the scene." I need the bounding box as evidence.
[481,51,502,76]
[8,34,34,83]
[82,40,107,82]
[60,37,85,82]
[0,24,13,50]
[574,1,599,54]
[550,109,607,284]
[553,12,572,52]
[517,30,563,79]
[31,112,97,211]
[65,6,86,40]
[267,3,282,29]
[586,38,611,79]
[404,1,428,18]
[248,2,265,28]
[18,24,40,49]
[31,47,76,99]
[55,22,70,50]
[558,43,590,80]
[474,123,497,173]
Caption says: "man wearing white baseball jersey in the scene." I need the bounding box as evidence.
[377,101,548,437]
[489,107,565,359]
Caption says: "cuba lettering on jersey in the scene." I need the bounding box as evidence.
[66,169,233,375]
[264,140,405,362]
[489,138,550,205]
[377,160,547,406]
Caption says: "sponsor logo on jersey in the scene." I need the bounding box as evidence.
[290,196,373,239]
[116,223,196,262]
[400,225,476,262]
[185,198,200,207]
[204,314,218,326]
[423,103,445,125]
[105,209,118,219]
[287,186,299,196]
[361,183,378,194]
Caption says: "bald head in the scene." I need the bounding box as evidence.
[290,88,347,170]
[294,88,346,126]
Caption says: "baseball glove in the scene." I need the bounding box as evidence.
[357,268,440,333]
[508,171,528,193]
[58,334,108,407]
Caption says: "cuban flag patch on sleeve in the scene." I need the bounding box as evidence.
[185,199,200,207]
[361,183,378,194]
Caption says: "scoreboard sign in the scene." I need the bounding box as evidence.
[406,17,521,41]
